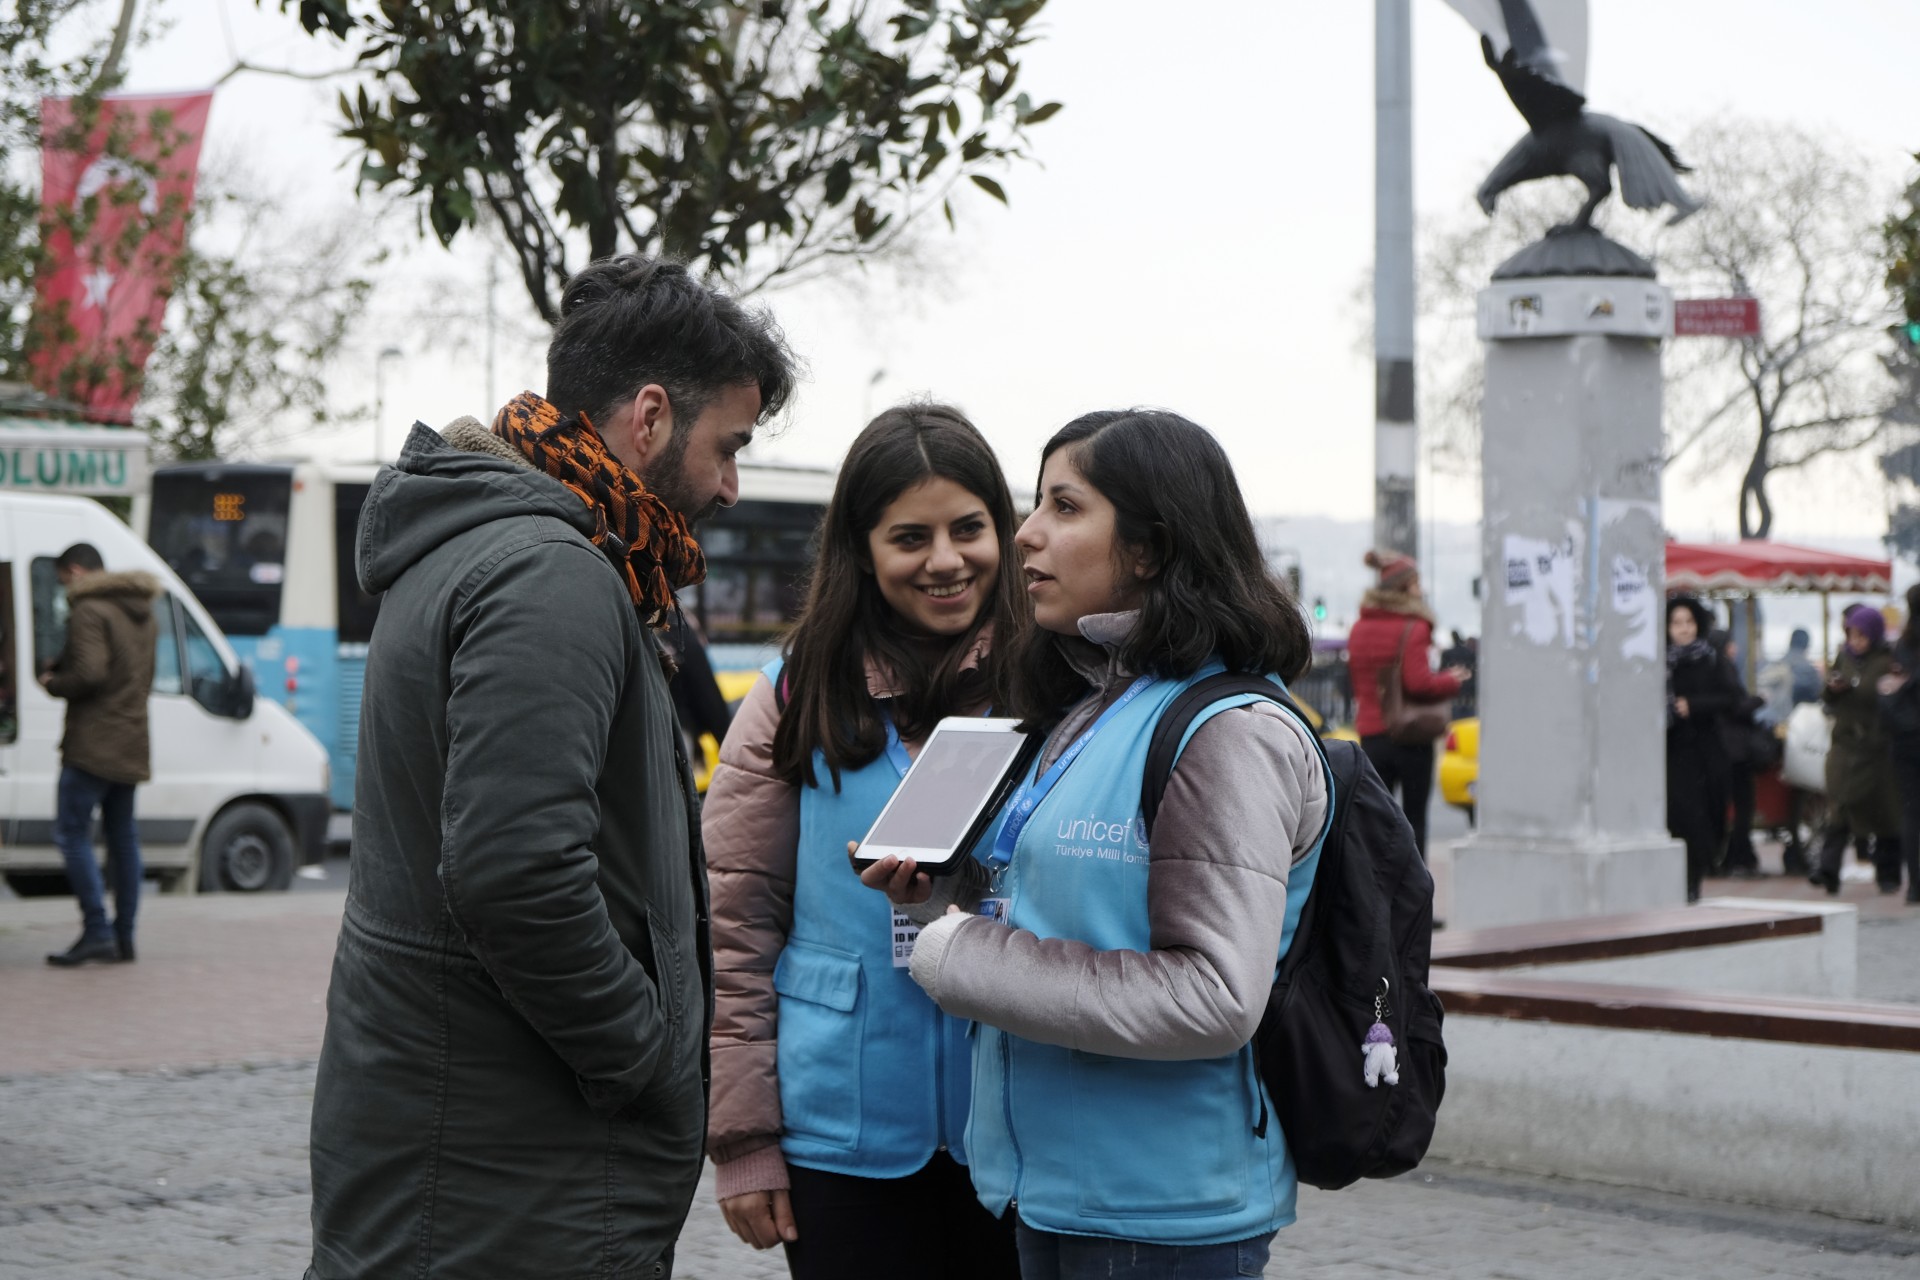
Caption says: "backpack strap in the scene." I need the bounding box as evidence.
[1139,672,1324,836]
[763,655,789,713]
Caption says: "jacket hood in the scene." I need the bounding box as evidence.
[67,569,161,601]
[68,569,161,622]
[357,419,596,595]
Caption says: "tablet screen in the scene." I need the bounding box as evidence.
[863,729,1029,854]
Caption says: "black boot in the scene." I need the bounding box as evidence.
[116,934,136,963]
[47,934,124,967]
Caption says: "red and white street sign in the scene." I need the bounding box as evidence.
[1673,297,1761,338]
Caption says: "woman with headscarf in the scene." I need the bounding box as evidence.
[1666,597,1736,902]
[1810,604,1903,895]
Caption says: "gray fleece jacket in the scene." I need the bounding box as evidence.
[906,612,1328,1061]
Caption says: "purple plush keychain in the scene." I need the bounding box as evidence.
[1362,978,1400,1088]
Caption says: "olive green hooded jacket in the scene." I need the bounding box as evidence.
[306,422,710,1280]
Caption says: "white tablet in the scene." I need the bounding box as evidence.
[854,717,1034,875]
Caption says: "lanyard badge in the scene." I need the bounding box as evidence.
[987,675,1156,881]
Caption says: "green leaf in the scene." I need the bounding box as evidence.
[970,173,1008,204]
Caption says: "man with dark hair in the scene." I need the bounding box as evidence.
[40,542,161,967]
[307,255,796,1279]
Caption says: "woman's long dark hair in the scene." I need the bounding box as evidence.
[1003,409,1313,722]
[773,403,1024,789]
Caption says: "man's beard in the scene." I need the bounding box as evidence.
[642,431,720,528]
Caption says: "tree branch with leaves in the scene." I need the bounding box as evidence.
[281,0,1061,321]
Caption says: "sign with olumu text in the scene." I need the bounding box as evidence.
[0,417,150,496]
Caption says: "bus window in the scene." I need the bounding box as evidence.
[29,557,68,677]
[148,469,293,636]
[179,606,229,713]
[685,498,822,644]
[152,594,185,697]
[334,482,380,645]
[0,562,15,743]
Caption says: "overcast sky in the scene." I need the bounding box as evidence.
[108,0,1920,541]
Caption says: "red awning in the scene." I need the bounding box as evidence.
[1665,540,1892,595]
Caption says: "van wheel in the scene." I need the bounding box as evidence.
[199,803,295,893]
[3,872,74,898]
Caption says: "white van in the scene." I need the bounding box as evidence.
[0,492,330,894]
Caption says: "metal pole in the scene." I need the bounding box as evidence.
[485,257,498,412]
[1374,0,1417,556]
[374,360,385,464]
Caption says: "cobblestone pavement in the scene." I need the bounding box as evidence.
[2,1061,1916,1280]
[3,887,1917,1279]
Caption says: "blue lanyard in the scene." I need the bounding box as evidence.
[988,675,1157,873]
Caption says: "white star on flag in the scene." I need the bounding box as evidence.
[82,267,115,309]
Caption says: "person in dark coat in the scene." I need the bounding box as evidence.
[1880,585,1920,904]
[1810,604,1903,895]
[661,605,733,759]
[1666,597,1736,902]
[1713,629,1767,878]
[39,544,160,966]
[305,256,796,1280]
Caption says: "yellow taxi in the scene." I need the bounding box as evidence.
[693,669,765,792]
[1438,717,1479,816]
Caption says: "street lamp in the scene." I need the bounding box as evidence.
[373,346,405,462]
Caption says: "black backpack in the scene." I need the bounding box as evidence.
[1140,673,1447,1191]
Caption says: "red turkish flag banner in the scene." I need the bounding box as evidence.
[29,90,214,423]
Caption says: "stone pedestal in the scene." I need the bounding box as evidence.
[1446,262,1686,929]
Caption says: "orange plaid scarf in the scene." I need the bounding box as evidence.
[491,391,706,623]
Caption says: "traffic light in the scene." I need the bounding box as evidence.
[1312,596,1328,621]
[1900,319,1920,352]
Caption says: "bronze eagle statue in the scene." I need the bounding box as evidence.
[1451,0,1701,230]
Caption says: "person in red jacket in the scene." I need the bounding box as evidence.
[1347,549,1468,859]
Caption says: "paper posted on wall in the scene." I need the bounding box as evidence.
[1502,531,1579,648]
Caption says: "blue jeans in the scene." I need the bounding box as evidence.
[54,765,141,943]
[1015,1224,1275,1280]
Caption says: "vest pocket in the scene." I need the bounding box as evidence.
[773,941,866,1150]
[1068,1051,1250,1217]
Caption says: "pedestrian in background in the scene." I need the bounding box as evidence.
[703,405,1023,1279]
[1810,604,1903,895]
[1666,597,1734,903]
[864,410,1329,1278]
[1713,629,1768,879]
[1879,584,1920,904]
[306,256,796,1280]
[1757,627,1821,727]
[39,543,159,967]
[1347,549,1466,860]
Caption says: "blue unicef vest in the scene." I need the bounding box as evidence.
[768,658,985,1177]
[964,665,1328,1244]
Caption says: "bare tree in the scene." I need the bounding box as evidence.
[1415,118,1897,539]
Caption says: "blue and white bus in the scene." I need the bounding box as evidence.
[146,460,381,809]
[145,458,833,809]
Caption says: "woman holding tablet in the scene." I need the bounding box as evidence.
[702,404,1024,1279]
[864,410,1330,1279]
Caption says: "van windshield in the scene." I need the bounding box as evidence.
[149,468,292,636]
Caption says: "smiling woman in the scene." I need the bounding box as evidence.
[699,403,1027,1279]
